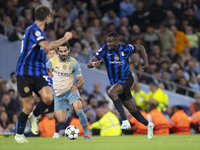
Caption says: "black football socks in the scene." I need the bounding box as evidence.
[16,111,28,134]
[113,98,127,120]
[33,100,49,117]
[132,110,148,126]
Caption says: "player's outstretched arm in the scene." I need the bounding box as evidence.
[87,56,102,68]
[134,45,149,72]
[39,32,72,52]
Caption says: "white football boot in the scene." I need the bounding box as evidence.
[52,132,59,138]
[28,112,39,135]
[120,120,131,130]
[14,134,28,143]
[147,122,154,139]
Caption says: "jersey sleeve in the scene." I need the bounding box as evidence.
[46,59,53,70]
[73,62,82,76]
[31,28,46,44]
[95,44,106,60]
[124,44,135,56]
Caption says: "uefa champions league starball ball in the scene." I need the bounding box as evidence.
[65,125,80,140]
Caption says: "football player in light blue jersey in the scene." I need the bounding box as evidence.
[46,43,91,139]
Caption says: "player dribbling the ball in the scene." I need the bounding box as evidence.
[46,43,91,140]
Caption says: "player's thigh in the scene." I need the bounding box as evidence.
[38,86,53,105]
[22,95,35,114]
[118,75,134,100]
[73,99,82,112]
[123,75,134,93]
[55,109,67,123]
[108,83,124,95]
[67,90,82,112]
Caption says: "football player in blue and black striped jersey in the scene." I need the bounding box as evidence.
[87,32,154,139]
[14,5,72,143]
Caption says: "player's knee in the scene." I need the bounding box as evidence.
[23,103,34,114]
[107,90,116,100]
[57,117,65,124]
[42,94,53,105]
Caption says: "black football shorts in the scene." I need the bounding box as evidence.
[17,75,49,98]
[118,75,134,101]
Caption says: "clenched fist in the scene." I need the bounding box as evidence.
[64,32,73,41]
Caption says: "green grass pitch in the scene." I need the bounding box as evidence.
[1,135,200,150]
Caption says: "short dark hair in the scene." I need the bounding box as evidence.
[57,43,70,50]
[107,32,119,38]
[34,5,50,21]
[10,72,15,77]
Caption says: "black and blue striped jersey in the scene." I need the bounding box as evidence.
[15,22,48,77]
[95,44,135,85]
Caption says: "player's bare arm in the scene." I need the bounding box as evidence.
[134,45,149,72]
[39,32,72,52]
[87,56,102,68]
[47,68,53,78]
[71,75,84,93]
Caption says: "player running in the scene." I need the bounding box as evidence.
[14,5,72,143]
[87,32,154,139]
[46,43,91,140]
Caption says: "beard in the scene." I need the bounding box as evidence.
[60,55,68,61]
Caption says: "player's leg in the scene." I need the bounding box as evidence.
[55,109,67,124]
[54,90,70,123]
[73,100,91,139]
[122,99,154,139]
[52,117,60,138]
[15,76,36,143]
[121,75,154,139]
[54,109,68,138]
[54,109,68,137]
[32,75,53,118]
[107,84,128,125]
[29,76,53,135]
[44,101,60,138]
[15,96,35,143]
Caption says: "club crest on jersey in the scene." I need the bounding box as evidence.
[114,55,119,60]
[63,65,67,70]
[35,31,41,37]
[121,52,125,56]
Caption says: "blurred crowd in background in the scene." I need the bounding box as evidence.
[1,0,200,136]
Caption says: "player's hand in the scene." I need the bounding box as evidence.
[142,64,149,72]
[71,85,77,93]
[64,32,73,41]
[48,68,53,78]
[93,60,103,67]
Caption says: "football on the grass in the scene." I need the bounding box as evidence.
[65,125,80,140]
